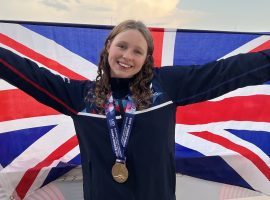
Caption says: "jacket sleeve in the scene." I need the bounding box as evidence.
[156,49,270,106]
[0,46,89,116]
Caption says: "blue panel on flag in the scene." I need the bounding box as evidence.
[175,143,204,158]
[174,31,259,65]
[175,152,252,190]
[22,24,111,65]
[0,125,56,167]
[227,129,270,155]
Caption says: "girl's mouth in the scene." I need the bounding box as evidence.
[118,61,132,68]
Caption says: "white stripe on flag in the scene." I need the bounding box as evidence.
[0,23,97,80]
[177,122,270,169]
[0,79,16,91]
[176,122,270,195]
[0,43,70,79]
[161,29,176,66]
[0,116,75,192]
[220,35,270,59]
[0,115,68,133]
[25,145,80,198]
[209,85,270,101]
[177,120,270,134]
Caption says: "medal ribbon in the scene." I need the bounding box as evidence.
[105,94,136,163]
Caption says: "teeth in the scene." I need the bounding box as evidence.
[119,62,131,68]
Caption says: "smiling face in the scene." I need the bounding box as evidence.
[106,29,148,78]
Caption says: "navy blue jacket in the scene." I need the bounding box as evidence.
[1,47,270,200]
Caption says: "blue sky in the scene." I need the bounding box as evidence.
[0,0,269,32]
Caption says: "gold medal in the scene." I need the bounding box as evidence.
[111,162,129,183]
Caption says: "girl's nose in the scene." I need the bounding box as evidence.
[122,50,133,60]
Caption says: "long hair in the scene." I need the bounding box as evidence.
[94,20,154,113]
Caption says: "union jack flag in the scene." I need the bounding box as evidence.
[0,21,270,199]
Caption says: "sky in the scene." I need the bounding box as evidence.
[0,0,270,32]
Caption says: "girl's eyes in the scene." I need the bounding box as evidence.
[116,44,143,55]
[117,44,126,49]
[134,50,143,55]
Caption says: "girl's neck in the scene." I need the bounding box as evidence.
[110,77,132,99]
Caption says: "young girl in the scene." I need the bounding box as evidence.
[1,20,270,200]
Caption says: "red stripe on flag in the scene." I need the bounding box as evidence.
[0,59,77,115]
[15,135,78,199]
[189,131,270,180]
[0,89,59,122]
[0,33,87,80]
[250,40,270,52]
[150,28,164,67]
[176,95,270,125]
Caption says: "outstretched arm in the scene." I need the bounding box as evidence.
[156,49,270,106]
[0,47,88,115]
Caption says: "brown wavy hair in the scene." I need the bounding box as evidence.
[94,20,154,113]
